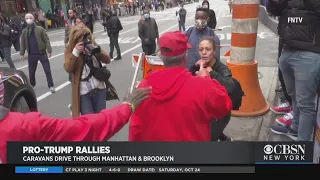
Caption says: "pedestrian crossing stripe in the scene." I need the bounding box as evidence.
[50,37,143,47]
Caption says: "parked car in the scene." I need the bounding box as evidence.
[0,67,37,113]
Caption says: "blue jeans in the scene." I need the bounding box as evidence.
[80,88,107,115]
[279,48,320,141]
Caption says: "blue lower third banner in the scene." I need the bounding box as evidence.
[6,142,314,164]
[15,166,63,173]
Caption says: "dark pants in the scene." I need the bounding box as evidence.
[0,49,3,60]
[278,39,292,105]
[80,88,107,115]
[12,39,20,52]
[28,54,54,88]
[178,21,185,32]
[211,113,231,141]
[109,33,121,58]
[142,40,156,55]
[0,47,15,69]
[88,24,94,34]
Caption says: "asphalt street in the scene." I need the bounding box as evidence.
[0,0,278,141]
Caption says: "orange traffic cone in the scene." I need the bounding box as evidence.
[227,0,269,117]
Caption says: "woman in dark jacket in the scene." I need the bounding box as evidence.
[189,36,235,141]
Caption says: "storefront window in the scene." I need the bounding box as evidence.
[0,0,19,16]
[16,0,27,13]
[38,0,52,13]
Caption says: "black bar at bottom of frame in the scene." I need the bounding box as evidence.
[255,165,320,174]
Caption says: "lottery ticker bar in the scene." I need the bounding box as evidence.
[14,166,255,173]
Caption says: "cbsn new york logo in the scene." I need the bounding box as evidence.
[263,144,305,161]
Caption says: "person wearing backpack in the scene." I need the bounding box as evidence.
[189,36,244,141]
[105,10,123,60]
[64,25,111,118]
[184,8,220,69]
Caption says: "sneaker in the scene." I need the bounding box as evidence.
[222,136,233,141]
[219,133,233,141]
[270,102,292,114]
[271,125,298,141]
[114,56,122,60]
[276,112,293,127]
[49,87,56,93]
[218,137,233,142]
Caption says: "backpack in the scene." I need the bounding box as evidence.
[230,78,245,110]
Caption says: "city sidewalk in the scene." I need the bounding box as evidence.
[222,21,279,141]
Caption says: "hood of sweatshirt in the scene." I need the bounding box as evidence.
[140,67,190,102]
[202,0,210,8]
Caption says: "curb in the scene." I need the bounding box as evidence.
[256,5,280,141]
[257,69,279,141]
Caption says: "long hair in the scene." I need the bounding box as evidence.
[65,25,93,54]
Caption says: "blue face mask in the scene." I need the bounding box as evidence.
[143,14,150,19]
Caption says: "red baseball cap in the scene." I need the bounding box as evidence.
[159,31,192,57]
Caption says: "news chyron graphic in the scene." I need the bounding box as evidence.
[7,142,314,165]
[255,142,314,164]
[7,142,254,164]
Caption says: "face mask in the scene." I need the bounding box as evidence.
[143,14,150,19]
[203,5,208,8]
[26,19,34,25]
[195,19,207,29]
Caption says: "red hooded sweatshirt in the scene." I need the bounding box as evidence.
[0,104,131,164]
[129,67,232,141]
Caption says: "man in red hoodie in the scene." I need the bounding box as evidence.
[129,31,232,141]
[0,86,151,164]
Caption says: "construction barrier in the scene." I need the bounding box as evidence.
[132,54,165,78]
[132,44,231,78]
[226,0,269,117]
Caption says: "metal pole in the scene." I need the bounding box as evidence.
[130,52,144,93]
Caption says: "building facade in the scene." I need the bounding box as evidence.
[0,0,175,17]
[0,0,106,17]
